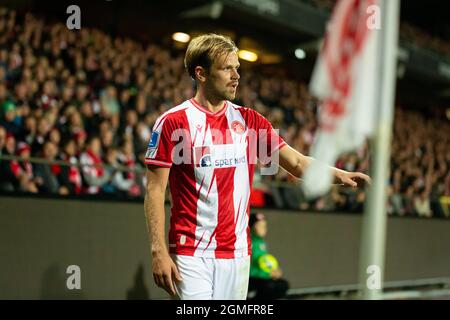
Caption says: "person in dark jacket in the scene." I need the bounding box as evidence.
[34,141,67,194]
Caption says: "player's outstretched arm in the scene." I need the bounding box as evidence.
[278,145,371,188]
[144,165,182,296]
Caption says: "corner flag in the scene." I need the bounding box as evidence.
[303,0,379,197]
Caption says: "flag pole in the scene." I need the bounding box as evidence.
[358,0,400,300]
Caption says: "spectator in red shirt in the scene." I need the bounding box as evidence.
[57,138,82,195]
[79,135,111,194]
[0,133,38,193]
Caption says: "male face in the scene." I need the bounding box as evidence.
[5,135,15,154]
[43,142,57,160]
[89,138,101,156]
[203,51,240,101]
[37,118,50,136]
[64,140,76,156]
[253,220,267,238]
[20,148,30,159]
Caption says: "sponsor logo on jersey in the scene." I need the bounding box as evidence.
[199,155,212,167]
[194,144,247,168]
[148,131,160,148]
[194,146,211,167]
[214,156,246,168]
[145,131,160,159]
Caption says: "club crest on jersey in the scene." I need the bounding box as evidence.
[194,146,211,167]
[231,120,245,134]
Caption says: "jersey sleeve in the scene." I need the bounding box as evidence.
[254,111,287,159]
[144,115,177,168]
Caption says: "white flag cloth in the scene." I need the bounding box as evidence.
[303,0,379,197]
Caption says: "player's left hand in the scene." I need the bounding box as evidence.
[337,171,372,188]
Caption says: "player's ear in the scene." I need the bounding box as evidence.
[195,66,207,83]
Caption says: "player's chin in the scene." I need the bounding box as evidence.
[224,91,236,101]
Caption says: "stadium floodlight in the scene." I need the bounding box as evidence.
[238,50,258,62]
[172,32,191,43]
[295,48,306,60]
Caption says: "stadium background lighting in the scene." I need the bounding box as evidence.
[172,32,190,43]
[238,50,258,62]
[295,48,306,59]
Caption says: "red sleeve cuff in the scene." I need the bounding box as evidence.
[145,159,172,168]
[275,141,287,152]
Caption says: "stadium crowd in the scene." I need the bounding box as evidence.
[0,8,449,217]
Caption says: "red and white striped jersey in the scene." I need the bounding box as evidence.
[145,98,286,259]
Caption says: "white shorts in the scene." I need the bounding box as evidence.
[172,254,250,300]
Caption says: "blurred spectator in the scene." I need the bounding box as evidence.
[102,147,120,195]
[31,116,51,155]
[102,145,139,197]
[79,135,110,194]
[34,141,67,195]
[247,213,290,300]
[101,85,120,120]
[117,139,141,197]
[0,125,5,156]
[16,142,37,191]
[74,130,87,153]
[0,101,20,136]
[414,187,432,218]
[135,121,151,154]
[19,116,37,145]
[0,134,38,193]
[49,127,61,146]
[57,138,82,195]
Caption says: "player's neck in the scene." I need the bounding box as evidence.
[193,91,225,114]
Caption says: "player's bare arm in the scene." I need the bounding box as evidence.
[144,165,182,296]
[278,144,371,188]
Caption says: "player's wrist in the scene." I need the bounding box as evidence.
[151,246,169,257]
[331,167,347,183]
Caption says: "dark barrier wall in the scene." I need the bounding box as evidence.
[1,196,449,299]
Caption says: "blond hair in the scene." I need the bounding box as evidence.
[184,33,238,80]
